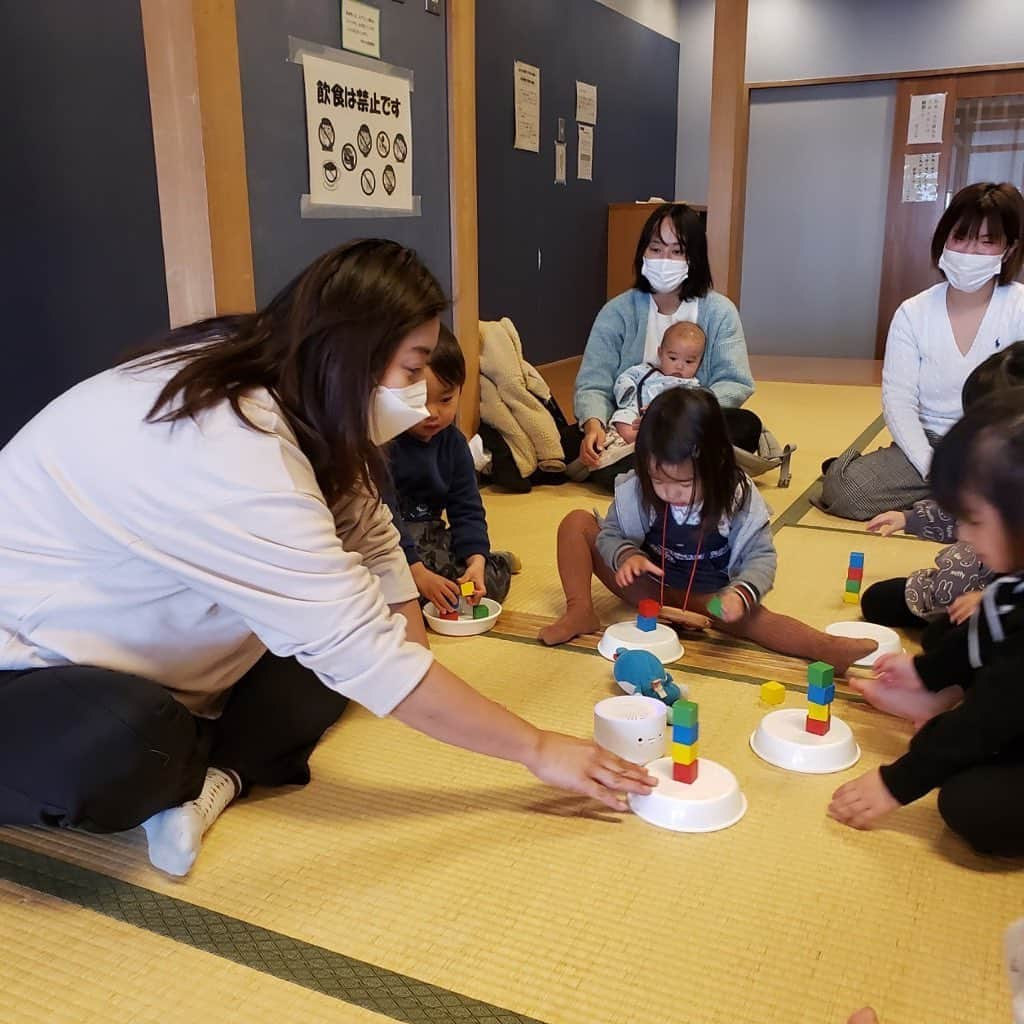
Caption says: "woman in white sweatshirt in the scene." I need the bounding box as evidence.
[817,182,1024,521]
[0,239,653,876]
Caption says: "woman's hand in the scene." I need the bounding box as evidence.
[948,590,984,625]
[524,731,656,811]
[713,589,746,623]
[457,556,487,604]
[614,554,663,589]
[865,510,907,537]
[580,419,607,468]
[828,769,900,829]
[412,563,461,613]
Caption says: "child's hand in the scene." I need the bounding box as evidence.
[873,652,923,691]
[616,420,639,444]
[712,590,746,623]
[865,510,907,537]
[827,768,900,830]
[948,590,984,625]
[412,564,461,613]
[614,554,663,589]
[457,556,487,604]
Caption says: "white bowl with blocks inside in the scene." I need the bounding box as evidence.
[423,598,502,637]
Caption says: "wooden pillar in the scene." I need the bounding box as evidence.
[706,0,749,303]
[447,0,480,435]
[141,0,255,327]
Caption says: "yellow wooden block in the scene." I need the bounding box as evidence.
[760,681,786,706]
[843,591,860,604]
[460,581,475,597]
[672,742,699,764]
[807,702,831,722]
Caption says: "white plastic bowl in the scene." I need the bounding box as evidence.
[825,620,902,666]
[593,695,668,764]
[423,597,501,636]
[749,708,861,774]
[629,756,747,833]
[598,619,683,664]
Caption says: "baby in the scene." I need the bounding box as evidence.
[568,321,706,479]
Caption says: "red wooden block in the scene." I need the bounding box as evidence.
[672,761,699,784]
[847,567,864,582]
[439,609,459,621]
[638,598,661,619]
[805,715,830,736]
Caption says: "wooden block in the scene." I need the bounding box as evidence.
[845,579,861,594]
[672,761,699,784]
[760,681,786,706]
[472,604,490,620]
[807,683,835,705]
[636,615,657,633]
[670,700,699,727]
[843,592,860,604]
[638,598,660,619]
[849,551,865,569]
[807,662,834,688]
[672,741,699,764]
[805,715,830,736]
[807,702,831,722]
[672,723,699,745]
[439,609,459,621]
[847,566,864,582]
[706,596,724,618]
[460,581,475,597]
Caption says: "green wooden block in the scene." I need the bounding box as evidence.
[670,700,699,727]
[707,596,724,618]
[845,579,861,594]
[807,661,834,688]
[472,604,490,620]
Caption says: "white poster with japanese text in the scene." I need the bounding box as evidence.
[303,52,413,211]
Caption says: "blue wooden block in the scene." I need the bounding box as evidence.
[808,683,835,706]
[849,551,865,569]
[672,723,699,745]
[636,615,657,632]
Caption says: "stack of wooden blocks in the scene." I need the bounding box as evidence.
[670,699,699,783]
[844,551,865,604]
[805,661,835,736]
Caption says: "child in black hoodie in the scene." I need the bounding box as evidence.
[829,389,1024,856]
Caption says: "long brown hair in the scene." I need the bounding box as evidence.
[123,239,448,505]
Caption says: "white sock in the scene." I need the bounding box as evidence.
[1006,919,1024,1024]
[141,767,239,877]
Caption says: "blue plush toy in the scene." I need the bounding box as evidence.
[612,647,684,706]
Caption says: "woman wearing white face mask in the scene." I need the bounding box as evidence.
[573,203,759,491]
[819,182,1024,521]
[0,239,653,877]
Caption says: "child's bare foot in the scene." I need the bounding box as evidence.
[852,678,963,726]
[830,638,878,676]
[846,1009,879,1024]
[539,607,601,646]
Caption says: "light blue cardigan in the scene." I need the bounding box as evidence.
[574,289,755,426]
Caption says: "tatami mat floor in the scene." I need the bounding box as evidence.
[1,379,1018,1024]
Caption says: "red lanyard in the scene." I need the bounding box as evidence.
[659,504,703,613]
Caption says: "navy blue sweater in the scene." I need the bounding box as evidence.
[389,426,490,566]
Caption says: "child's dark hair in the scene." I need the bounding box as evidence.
[962,340,1024,408]
[428,325,466,389]
[634,388,748,531]
[932,390,1024,558]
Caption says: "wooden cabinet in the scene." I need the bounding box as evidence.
[606,202,707,300]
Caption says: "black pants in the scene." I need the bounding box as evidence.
[938,750,1024,857]
[861,577,956,651]
[0,654,348,834]
[586,407,764,492]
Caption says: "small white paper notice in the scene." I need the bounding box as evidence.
[513,61,540,152]
[902,152,940,203]
[342,0,381,59]
[577,123,593,181]
[575,81,597,125]
[554,141,566,185]
[907,92,946,145]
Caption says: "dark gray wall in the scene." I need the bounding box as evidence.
[741,82,896,358]
[0,0,169,444]
[476,0,679,365]
[235,0,452,305]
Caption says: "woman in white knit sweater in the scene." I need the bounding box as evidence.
[0,240,653,877]
[818,182,1024,521]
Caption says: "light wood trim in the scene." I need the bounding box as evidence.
[748,61,1024,91]
[192,0,256,314]
[706,0,749,302]
[447,0,480,435]
[140,0,216,326]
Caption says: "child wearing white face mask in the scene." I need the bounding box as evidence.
[817,182,1024,522]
